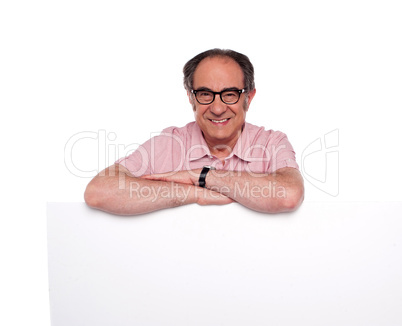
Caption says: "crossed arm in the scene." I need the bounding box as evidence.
[84,163,304,215]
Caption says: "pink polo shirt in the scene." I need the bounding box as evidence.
[116,121,299,176]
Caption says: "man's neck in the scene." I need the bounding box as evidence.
[203,129,243,160]
[208,143,233,160]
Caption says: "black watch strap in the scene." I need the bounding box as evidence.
[198,166,215,188]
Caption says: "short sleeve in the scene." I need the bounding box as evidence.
[266,132,299,173]
[115,138,154,177]
[115,126,186,177]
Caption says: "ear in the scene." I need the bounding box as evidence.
[187,90,198,112]
[187,90,193,104]
[245,88,256,110]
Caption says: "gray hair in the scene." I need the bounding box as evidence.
[183,49,255,92]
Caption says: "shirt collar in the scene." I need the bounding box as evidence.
[189,122,252,163]
[188,122,211,161]
[229,123,252,162]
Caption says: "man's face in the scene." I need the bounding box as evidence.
[189,56,256,150]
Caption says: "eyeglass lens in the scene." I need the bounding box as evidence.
[196,90,240,104]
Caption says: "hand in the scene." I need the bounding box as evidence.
[142,169,234,206]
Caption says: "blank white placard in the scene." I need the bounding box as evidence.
[47,202,402,326]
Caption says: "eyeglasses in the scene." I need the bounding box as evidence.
[191,88,246,105]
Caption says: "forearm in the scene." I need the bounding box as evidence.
[84,165,197,215]
[204,168,304,213]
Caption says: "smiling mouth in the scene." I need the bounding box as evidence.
[210,118,229,123]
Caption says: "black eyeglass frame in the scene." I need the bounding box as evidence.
[191,88,246,105]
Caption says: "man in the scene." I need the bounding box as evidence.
[85,49,304,215]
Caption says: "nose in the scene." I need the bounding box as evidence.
[209,95,227,116]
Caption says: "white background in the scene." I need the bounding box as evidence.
[1,0,401,325]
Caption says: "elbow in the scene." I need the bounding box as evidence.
[282,184,304,212]
[258,187,304,214]
[84,182,102,209]
[263,184,304,214]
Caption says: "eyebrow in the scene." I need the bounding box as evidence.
[194,86,242,92]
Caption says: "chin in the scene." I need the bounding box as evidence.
[211,133,233,143]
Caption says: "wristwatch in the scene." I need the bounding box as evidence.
[198,165,216,188]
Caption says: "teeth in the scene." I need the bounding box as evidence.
[211,119,228,123]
